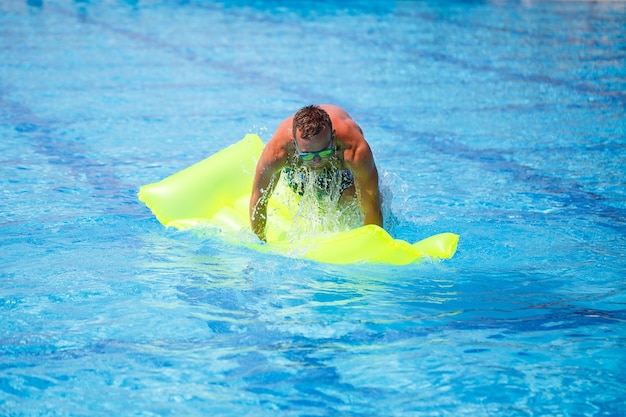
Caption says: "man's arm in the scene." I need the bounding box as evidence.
[250,121,291,241]
[350,143,383,228]
[326,106,382,227]
[250,163,280,242]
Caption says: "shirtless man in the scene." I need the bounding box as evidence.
[249,104,383,242]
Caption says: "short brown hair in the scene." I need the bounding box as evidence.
[292,105,332,140]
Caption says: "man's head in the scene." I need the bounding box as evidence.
[292,105,332,140]
[292,105,335,167]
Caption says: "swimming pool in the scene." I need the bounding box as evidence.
[1,0,624,415]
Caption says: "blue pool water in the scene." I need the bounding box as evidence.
[1,0,625,415]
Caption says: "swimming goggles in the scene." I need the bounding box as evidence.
[294,137,334,162]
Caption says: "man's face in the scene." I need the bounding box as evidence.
[294,125,334,169]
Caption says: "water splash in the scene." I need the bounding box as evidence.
[272,163,363,241]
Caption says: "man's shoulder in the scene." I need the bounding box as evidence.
[321,104,351,123]
[319,104,345,113]
[263,135,292,165]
